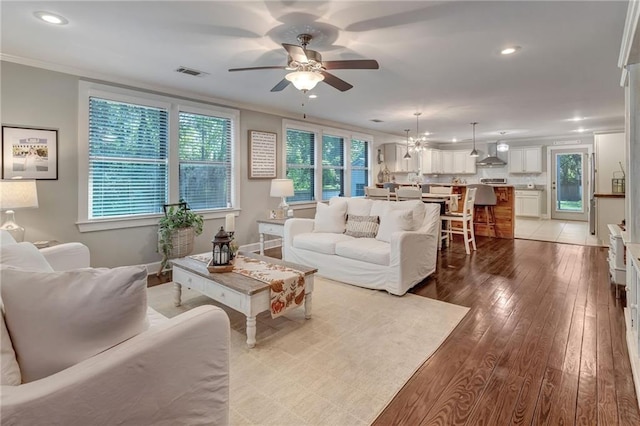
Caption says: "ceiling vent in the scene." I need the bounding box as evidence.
[175,66,208,77]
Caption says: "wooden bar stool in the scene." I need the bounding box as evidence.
[468,184,497,237]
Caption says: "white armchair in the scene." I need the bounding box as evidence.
[0,231,230,425]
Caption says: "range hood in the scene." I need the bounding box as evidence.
[477,142,507,167]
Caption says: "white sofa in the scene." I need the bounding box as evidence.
[0,230,230,425]
[283,197,441,296]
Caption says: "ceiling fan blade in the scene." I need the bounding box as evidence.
[228,65,286,72]
[270,78,291,92]
[320,71,353,92]
[282,43,308,63]
[322,60,380,70]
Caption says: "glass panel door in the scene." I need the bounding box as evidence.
[551,149,588,221]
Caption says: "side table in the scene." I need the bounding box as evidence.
[257,218,287,255]
[33,240,61,249]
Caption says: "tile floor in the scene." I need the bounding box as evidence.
[515,217,602,246]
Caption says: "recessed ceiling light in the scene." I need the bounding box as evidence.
[452,138,457,142]
[500,46,521,55]
[34,11,69,25]
[424,132,430,136]
[576,127,587,133]
[569,116,585,122]
[308,94,317,99]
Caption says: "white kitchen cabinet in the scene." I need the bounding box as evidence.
[441,151,453,174]
[452,150,477,174]
[383,143,411,172]
[515,190,541,217]
[423,149,443,174]
[509,147,542,173]
[594,133,625,193]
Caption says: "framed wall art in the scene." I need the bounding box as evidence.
[2,126,58,180]
[248,130,277,179]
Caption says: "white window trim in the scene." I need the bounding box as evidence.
[77,81,240,232]
[282,119,373,203]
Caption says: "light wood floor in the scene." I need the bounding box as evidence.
[151,239,640,424]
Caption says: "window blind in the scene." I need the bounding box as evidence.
[322,134,345,199]
[286,129,315,202]
[88,97,168,218]
[351,139,369,197]
[179,111,232,210]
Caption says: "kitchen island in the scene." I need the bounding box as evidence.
[432,184,515,239]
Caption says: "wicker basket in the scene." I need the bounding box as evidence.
[158,226,195,259]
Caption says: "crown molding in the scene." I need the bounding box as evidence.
[619,0,640,86]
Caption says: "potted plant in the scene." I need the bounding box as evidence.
[157,202,204,274]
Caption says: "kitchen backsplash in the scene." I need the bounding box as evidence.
[418,165,548,186]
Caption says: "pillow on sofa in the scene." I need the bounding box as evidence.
[330,196,372,217]
[1,265,149,383]
[314,201,347,233]
[345,215,380,238]
[1,312,21,385]
[376,208,413,243]
[0,242,54,272]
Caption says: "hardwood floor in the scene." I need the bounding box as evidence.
[151,241,639,424]
[375,237,640,425]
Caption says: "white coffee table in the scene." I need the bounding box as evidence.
[171,251,316,348]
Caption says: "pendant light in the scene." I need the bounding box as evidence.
[497,131,509,152]
[403,129,411,159]
[410,112,427,152]
[469,122,479,157]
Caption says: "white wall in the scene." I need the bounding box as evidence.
[0,62,396,267]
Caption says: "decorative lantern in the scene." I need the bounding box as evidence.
[208,226,234,272]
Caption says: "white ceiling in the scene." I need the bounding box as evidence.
[0,1,629,144]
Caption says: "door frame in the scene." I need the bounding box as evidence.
[546,144,593,221]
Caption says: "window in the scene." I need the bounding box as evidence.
[78,82,239,232]
[286,129,315,202]
[88,98,169,219]
[350,139,369,197]
[322,134,345,199]
[179,112,232,210]
[283,120,371,203]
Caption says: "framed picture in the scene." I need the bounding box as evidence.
[248,130,277,179]
[2,126,58,180]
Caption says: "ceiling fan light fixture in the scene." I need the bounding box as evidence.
[285,71,324,92]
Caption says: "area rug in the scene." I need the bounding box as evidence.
[147,277,469,425]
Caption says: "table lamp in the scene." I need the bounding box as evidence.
[270,179,294,219]
[0,179,39,242]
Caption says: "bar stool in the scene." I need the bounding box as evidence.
[468,184,497,237]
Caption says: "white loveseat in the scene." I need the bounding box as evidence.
[283,197,441,296]
[0,231,230,425]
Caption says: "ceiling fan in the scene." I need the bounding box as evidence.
[228,34,379,92]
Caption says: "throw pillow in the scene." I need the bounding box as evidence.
[0,242,53,272]
[0,312,21,385]
[345,215,380,238]
[1,265,149,383]
[314,201,347,233]
[376,208,414,243]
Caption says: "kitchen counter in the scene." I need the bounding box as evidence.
[513,185,545,191]
[594,193,625,198]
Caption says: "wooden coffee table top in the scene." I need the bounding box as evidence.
[170,251,317,296]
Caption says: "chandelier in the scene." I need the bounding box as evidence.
[408,112,429,153]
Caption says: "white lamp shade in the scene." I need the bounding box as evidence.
[285,71,324,91]
[0,180,39,210]
[270,179,294,198]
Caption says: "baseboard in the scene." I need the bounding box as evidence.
[143,239,283,275]
[624,308,640,410]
